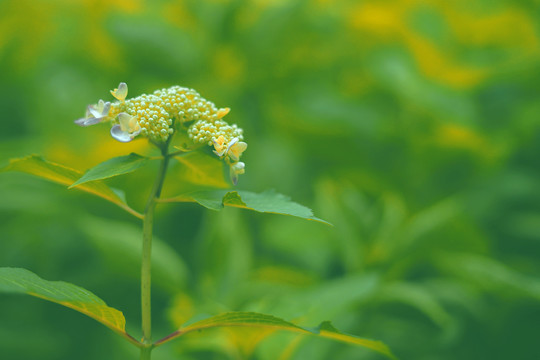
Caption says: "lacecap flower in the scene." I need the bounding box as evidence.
[74,100,111,126]
[74,82,248,184]
[226,138,248,162]
[110,113,141,142]
[210,136,248,185]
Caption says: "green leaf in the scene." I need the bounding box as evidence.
[0,155,142,218]
[162,189,332,225]
[0,267,139,346]
[375,282,452,328]
[70,153,148,188]
[438,253,540,300]
[172,152,229,189]
[155,312,396,359]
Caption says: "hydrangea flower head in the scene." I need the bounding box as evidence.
[74,82,248,184]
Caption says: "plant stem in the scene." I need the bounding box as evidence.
[140,145,170,359]
[140,346,152,360]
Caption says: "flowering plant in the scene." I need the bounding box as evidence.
[0,83,395,359]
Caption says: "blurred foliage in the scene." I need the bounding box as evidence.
[1,0,540,359]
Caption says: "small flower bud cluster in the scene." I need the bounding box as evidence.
[188,119,244,146]
[153,86,221,125]
[183,100,247,185]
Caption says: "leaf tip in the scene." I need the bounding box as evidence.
[311,217,334,226]
[68,181,81,189]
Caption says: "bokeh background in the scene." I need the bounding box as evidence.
[1,0,540,359]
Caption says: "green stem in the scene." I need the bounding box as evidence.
[140,144,170,359]
[140,346,152,360]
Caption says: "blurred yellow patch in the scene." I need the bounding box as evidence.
[435,123,498,160]
[109,0,142,13]
[168,293,195,328]
[213,45,245,84]
[85,28,123,70]
[172,151,230,189]
[402,32,487,88]
[437,124,481,148]
[162,2,196,30]
[224,327,277,358]
[444,5,539,52]
[1,0,57,72]
[45,134,150,170]
[348,2,403,38]
[81,0,142,13]
[346,1,539,88]
[252,0,289,6]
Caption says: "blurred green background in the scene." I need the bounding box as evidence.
[1,0,540,359]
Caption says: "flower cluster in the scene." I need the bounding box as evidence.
[187,112,247,184]
[75,82,247,184]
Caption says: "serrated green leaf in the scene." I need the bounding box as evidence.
[0,155,142,218]
[70,153,149,188]
[155,312,396,359]
[162,189,332,225]
[0,267,139,346]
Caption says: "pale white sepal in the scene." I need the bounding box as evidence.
[74,100,111,126]
[229,161,245,185]
[74,117,102,126]
[110,124,132,142]
[111,82,128,101]
[88,100,111,118]
[110,112,141,142]
[227,138,247,162]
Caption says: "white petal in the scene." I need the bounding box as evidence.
[230,169,239,185]
[229,161,245,185]
[228,140,247,162]
[131,127,142,138]
[117,112,135,131]
[88,104,101,118]
[232,162,245,173]
[111,82,128,101]
[101,101,111,116]
[110,124,133,142]
[117,82,128,98]
[225,137,239,157]
[88,100,111,118]
[74,118,89,126]
[237,142,247,152]
[74,117,101,126]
